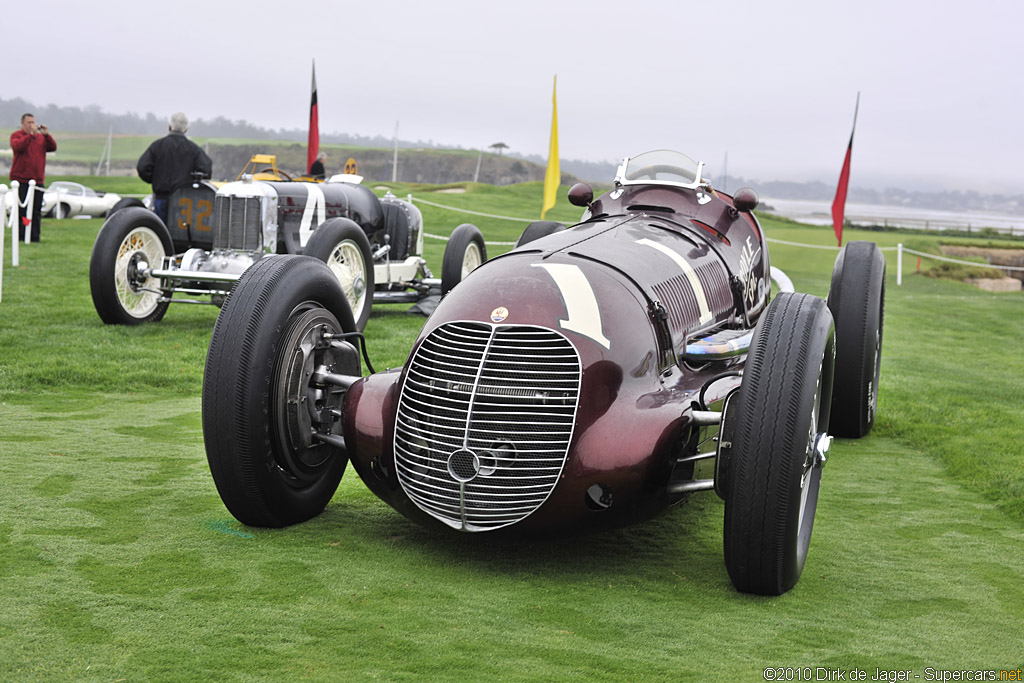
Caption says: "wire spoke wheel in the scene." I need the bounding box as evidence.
[113,227,165,318]
[303,218,374,331]
[90,207,173,325]
[460,242,482,279]
[441,223,487,295]
[325,241,368,325]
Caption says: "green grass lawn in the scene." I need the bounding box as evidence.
[1,185,1022,680]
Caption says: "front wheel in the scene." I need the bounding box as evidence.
[441,223,486,295]
[89,207,173,325]
[723,292,836,595]
[203,255,359,528]
[303,218,374,331]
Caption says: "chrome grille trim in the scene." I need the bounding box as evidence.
[213,195,262,250]
[394,321,581,532]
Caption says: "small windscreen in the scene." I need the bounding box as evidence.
[616,150,703,189]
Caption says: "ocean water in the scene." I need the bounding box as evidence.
[762,198,1024,235]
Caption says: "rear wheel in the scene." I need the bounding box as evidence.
[441,223,486,295]
[106,197,146,219]
[723,293,835,595]
[380,201,411,260]
[203,255,359,528]
[827,241,885,438]
[89,207,172,325]
[303,218,374,331]
[515,220,565,247]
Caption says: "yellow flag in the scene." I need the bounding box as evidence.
[541,75,559,219]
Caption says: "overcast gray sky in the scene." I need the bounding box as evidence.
[9,0,1022,193]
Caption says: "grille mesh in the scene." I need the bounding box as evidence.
[395,322,581,531]
[213,196,262,250]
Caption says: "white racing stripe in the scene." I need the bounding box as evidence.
[533,263,611,349]
[299,184,327,247]
[635,238,712,324]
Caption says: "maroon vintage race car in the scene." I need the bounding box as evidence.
[201,150,885,595]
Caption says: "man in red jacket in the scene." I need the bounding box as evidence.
[9,113,57,242]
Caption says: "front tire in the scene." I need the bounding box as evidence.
[303,218,374,331]
[203,255,357,528]
[89,207,173,325]
[827,241,885,438]
[723,293,835,595]
[441,223,486,295]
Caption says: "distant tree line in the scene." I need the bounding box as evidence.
[3,97,1021,214]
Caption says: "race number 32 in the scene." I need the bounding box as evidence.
[177,197,213,232]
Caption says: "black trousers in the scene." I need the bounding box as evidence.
[16,182,45,242]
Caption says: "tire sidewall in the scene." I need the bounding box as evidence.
[303,218,373,331]
[441,223,486,295]
[827,241,885,437]
[203,255,354,527]
[724,292,835,594]
[89,207,173,325]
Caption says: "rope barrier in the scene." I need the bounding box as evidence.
[764,237,841,251]
[409,196,538,223]
[411,194,1019,272]
[423,231,517,247]
[900,246,1024,272]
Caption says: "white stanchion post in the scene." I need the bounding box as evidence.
[897,243,903,286]
[11,180,20,267]
[0,184,6,303]
[24,180,36,244]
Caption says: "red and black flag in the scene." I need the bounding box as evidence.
[307,60,319,175]
[831,92,860,247]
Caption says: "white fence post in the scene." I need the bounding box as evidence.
[10,180,20,267]
[897,243,903,286]
[24,180,37,244]
[0,184,6,302]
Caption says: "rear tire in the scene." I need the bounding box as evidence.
[89,207,172,325]
[515,220,566,247]
[441,223,486,295]
[380,201,411,260]
[723,293,835,595]
[303,218,374,331]
[826,241,885,438]
[106,197,146,219]
[203,255,356,528]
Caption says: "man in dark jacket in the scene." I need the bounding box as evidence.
[137,112,212,224]
[9,112,57,242]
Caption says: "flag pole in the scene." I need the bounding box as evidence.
[307,60,319,175]
[831,92,860,247]
[541,75,559,219]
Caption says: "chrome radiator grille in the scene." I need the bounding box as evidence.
[394,322,581,531]
[213,195,262,250]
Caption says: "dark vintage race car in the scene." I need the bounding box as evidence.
[201,150,886,595]
[88,156,485,330]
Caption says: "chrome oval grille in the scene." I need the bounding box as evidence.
[394,322,581,532]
